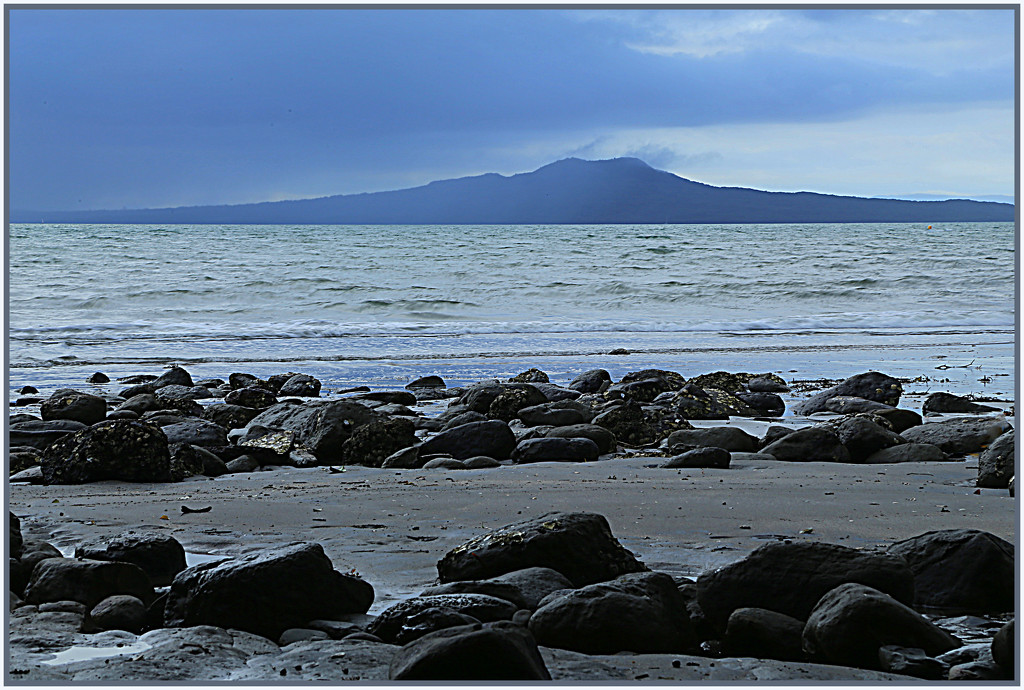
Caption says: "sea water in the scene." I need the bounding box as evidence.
[7,222,1016,402]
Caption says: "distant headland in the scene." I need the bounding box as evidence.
[11,157,1014,224]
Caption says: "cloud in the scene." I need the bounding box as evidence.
[566,137,722,171]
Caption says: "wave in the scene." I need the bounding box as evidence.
[8,310,1014,345]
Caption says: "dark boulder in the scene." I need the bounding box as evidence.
[420,567,574,610]
[991,619,1014,676]
[887,529,1014,614]
[368,593,518,644]
[9,419,88,451]
[620,369,686,390]
[246,400,381,462]
[863,443,947,464]
[406,375,446,389]
[544,424,616,454]
[278,374,321,397]
[75,532,187,587]
[746,375,790,393]
[202,403,261,429]
[437,511,647,587]
[528,571,696,654]
[977,428,1014,488]
[873,407,922,433]
[161,418,229,447]
[453,383,505,414]
[877,645,949,680]
[663,446,730,469]
[392,608,482,645]
[115,393,161,415]
[224,386,277,409]
[723,607,806,662]
[24,557,154,608]
[568,369,611,394]
[696,540,915,633]
[88,594,148,634]
[389,620,551,681]
[487,386,548,422]
[735,392,785,417]
[10,512,23,560]
[340,416,418,467]
[670,384,757,419]
[606,377,672,403]
[517,402,589,427]
[9,448,42,474]
[441,410,489,430]
[666,426,758,453]
[228,372,262,390]
[168,442,208,480]
[530,382,582,402]
[352,390,418,406]
[381,445,424,469]
[591,400,658,446]
[834,417,905,463]
[824,396,895,414]
[922,392,999,415]
[512,437,600,464]
[793,371,903,415]
[760,427,851,463]
[900,416,1011,455]
[802,583,961,669]
[419,420,517,460]
[509,368,549,383]
[688,371,751,393]
[41,420,172,484]
[153,366,194,389]
[40,390,107,425]
[164,542,373,640]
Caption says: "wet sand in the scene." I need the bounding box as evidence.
[10,440,1014,615]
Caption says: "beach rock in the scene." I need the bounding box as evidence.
[201,403,261,429]
[591,401,658,446]
[662,447,730,469]
[393,608,486,645]
[10,512,23,560]
[161,419,229,447]
[512,437,600,464]
[389,620,551,680]
[530,383,582,403]
[353,390,418,406]
[106,409,141,421]
[695,540,914,633]
[119,382,158,399]
[687,371,751,394]
[17,384,39,394]
[606,378,672,403]
[278,374,321,397]
[419,419,517,460]
[824,396,894,414]
[863,443,947,464]
[381,445,423,469]
[421,567,574,611]
[899,416,1011,455]
[437,511,647,587]
[453,383,505,414]
[922,392,999,415]
[406,375,446,389]
[872,407,922,433]
[369,594,518,644]
[568,369,611,394]
[224,386,277,409]
[488,386,548,422]
[666,426,758,453]
[544,424,616,454]
[24,558,154,608]
[9,419,88,451]
[164,542,373,640]
[224,455,261,473]
[746,375,790,393]
[75,532,187,587]
[40,390,107,425]
[991,619,1014,676]
[977,428,1014,488]
[802,583,961,670]
[517,402,589,427]
[41,419,172,484]
[528,571,696,655]
[509,368,549,383]
[723,607,806,662]
[340,416,418,467]
[887,529,1014,614]
[833,416,905,462]
[278,627,329,645]
[19,541,63,572]
[734,392,785,417]
[441,410,488,430]
[246,400,381,462]
[228,372,264,390]
[88,594,148,634]
[9,448,42,474]
[422,457,467,470]
[154,366,194,389]
[792,371,902,415]
[115,393,161,415]
[948,658,1004,680]
[168,442,207,480]
[620,369,687,390]
[463,455,501,469]
[759,427,851,463]
[877,645,949,679]
[670,384,756,419]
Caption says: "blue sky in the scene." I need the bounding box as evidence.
[7,7,1016,210]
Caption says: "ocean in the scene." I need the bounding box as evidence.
[7,222,1016,407]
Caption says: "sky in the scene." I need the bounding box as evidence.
[7,6,1017,211]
